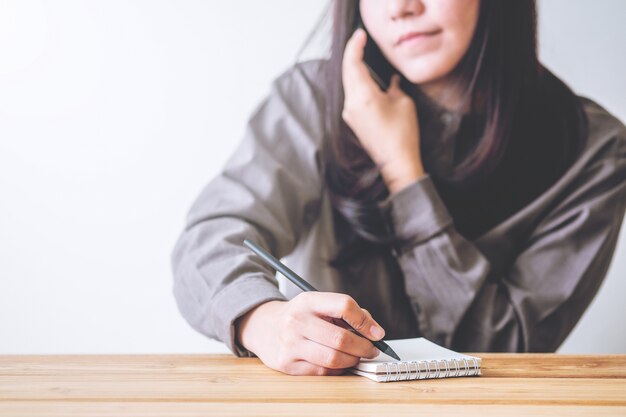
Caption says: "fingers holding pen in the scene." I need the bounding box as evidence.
[302,315,381,359]
[297,338,362,370]
[307,292,386,341]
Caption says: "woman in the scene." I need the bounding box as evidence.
[171,0,626,376]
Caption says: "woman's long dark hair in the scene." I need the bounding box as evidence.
[318,0,588,267]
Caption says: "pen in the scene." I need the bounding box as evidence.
[243,239,401,361]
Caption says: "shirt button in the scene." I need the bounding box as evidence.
[441,112,453,124]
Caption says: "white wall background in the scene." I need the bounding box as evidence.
[0,0,624,354]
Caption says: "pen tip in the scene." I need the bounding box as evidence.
[384,346,401,361]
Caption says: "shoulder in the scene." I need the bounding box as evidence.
[257,59,331,155]
[241,59,331,173]
[272,59,330,95]
[578,96,626,158]
[521,97,626,244]
[269,59,330,115]
[557,96,626,208]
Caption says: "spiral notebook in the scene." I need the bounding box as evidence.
[350,337,482,382]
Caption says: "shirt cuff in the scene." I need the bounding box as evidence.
[383,174,453,251]
[210,275,287,357]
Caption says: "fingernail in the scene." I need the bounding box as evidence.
[370,325,384,340]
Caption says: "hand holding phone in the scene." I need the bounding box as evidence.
[342,28,425,194]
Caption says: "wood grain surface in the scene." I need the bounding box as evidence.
[1,354,625,416]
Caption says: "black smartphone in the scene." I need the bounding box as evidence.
[356,17,397,92]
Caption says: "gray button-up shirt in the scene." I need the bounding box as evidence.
[171,59,626,356]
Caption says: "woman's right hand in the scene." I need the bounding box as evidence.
[235,292,385,375]
[342,28,425,194]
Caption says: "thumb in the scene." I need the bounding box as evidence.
[359,308,386,341]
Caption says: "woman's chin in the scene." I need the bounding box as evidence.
[401,70,446,86]
[395,59,454,86]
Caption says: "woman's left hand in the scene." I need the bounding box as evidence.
[342,28,425,194]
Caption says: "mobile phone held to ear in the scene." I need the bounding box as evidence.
[356,18,396,92]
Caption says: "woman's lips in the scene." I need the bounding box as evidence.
[396,29,441,46]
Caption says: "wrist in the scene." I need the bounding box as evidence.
[383,163,425,194]
[235,300,285,353]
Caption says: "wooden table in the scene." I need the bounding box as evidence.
[1,354,625,416]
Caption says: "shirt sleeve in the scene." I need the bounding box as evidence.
[170,63,326,356]
[385,130,626,352]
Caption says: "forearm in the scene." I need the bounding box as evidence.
[394,226,491,348]
[172,216,288,356]
[386,170,625,352]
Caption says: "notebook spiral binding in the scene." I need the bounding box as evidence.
[381,357,481,382]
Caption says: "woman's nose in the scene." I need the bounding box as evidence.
[388,0,426,21]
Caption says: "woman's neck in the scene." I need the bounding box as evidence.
[418,76,471,115]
